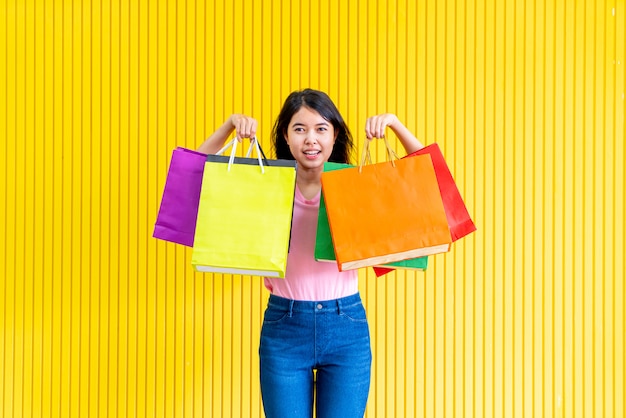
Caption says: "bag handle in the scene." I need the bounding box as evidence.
[215,137,268,173]
[215,138,237,155]
[359,136,399,172]
[246,138,266,174]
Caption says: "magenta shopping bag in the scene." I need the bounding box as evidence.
[153,147,207,246]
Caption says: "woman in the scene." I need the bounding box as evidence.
[198,89,423,417]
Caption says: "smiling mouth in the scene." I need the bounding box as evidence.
[304,150,321,155]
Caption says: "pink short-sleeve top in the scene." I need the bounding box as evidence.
[263,185,358,301]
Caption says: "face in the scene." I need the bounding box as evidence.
[285,106,337,171]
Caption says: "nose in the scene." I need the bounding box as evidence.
[305,132,317,144]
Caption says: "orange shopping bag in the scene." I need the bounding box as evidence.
[321,139,452,271]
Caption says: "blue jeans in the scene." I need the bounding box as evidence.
[259,293,372,418]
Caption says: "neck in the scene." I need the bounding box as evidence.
[296,166,322,200]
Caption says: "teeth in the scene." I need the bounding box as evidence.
[304,151,320,155]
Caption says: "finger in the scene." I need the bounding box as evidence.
[245,119,258,139]
[372,119,380,138]
[374,116,388,138]
[238,120,253,139]
[373,118,385,138]
[234,125,243,142]
[364,118,373,139]
[366,117,379,139]
[239,121,249,138]
[249,119,258,139]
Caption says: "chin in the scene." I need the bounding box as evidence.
[297,160,325,170]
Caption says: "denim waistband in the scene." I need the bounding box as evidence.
[267,292,363,314]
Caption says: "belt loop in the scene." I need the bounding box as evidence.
[288,300,294,317]
[336,298,343,315]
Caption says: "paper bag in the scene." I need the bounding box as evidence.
[153,147,208,246]
[321,147,451,271]
[191,140,296,277]
[315,162,428,275]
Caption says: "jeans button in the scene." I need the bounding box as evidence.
[316,303,323,310]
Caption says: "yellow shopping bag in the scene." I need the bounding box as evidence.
[191,139,297,277]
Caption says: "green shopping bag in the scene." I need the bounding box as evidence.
[191,139,297,278]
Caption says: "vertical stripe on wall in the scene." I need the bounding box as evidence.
[0,0,624,417]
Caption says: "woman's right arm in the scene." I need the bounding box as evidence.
[197,114,258,154]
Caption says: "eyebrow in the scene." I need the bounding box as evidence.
[291,121,330,127]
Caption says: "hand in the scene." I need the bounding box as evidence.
[229,114,258,141]
[365,114,399,140]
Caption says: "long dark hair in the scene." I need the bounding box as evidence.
[271,89,354,164]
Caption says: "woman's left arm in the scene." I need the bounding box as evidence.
[365,114,424,154]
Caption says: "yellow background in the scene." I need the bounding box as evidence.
[1,0,624,417]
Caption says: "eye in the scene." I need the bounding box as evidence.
[318,126,328,132]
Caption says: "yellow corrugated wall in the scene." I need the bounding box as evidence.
[1,0,624,417]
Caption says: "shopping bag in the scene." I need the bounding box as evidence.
[191,139,297,277]
[153,147,208,246]
[315,162,428,275]
[321,140,451,271]
[407,143,476,240]
[372,257,429,275]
